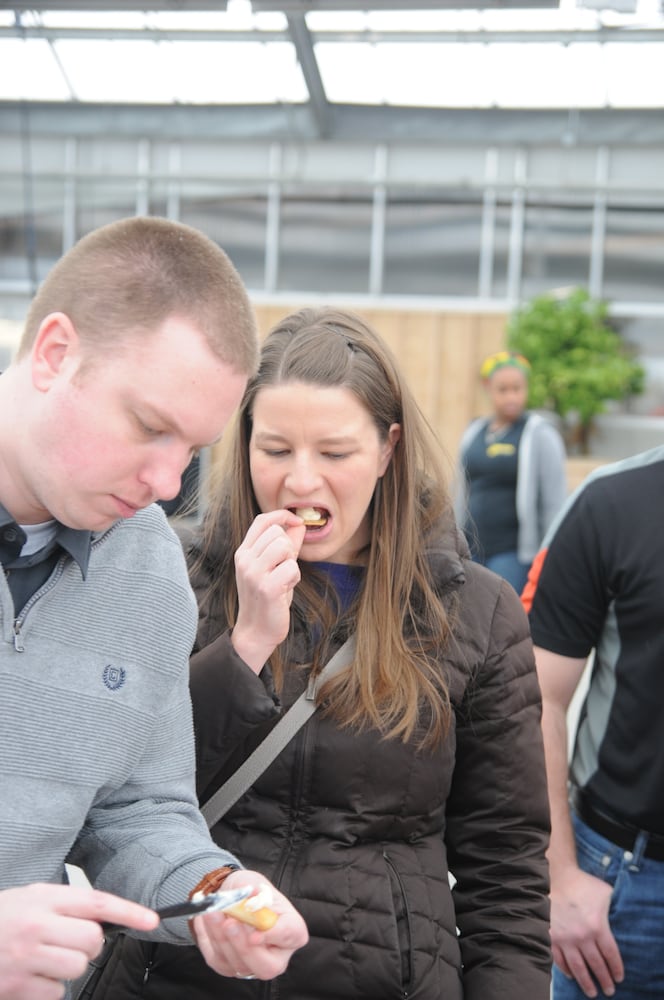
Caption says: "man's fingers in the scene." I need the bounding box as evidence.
[32,943,92,984]
[558,944,600,998]
[61,888,159,932]
[598,928,625,985]
[552,943,573,979]
[0,884,157,1000]
[559,936,623,999]
[41,916,105,961]
[10,978,65,1000]
[193,911,258,978]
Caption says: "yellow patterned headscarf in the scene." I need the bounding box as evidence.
[480,350,531,381]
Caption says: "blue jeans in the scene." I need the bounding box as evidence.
[553,811,664,999]
[483,551,530,595]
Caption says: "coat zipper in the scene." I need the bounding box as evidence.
[383,851,414,998]
[273,710,310,885]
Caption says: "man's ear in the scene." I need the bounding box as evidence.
[31,313,80,391]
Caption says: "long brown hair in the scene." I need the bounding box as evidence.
[200,308,457,746]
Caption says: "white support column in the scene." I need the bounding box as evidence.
[265,142,282,293]
[507,148,527,305]
[369,144,388,297]
[62,136,77,253]
[135,138,150,217]
[479,147,499,299]
[589,145,610,299]
[166,142,181,221]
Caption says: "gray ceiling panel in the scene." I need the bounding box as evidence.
[3,101,664,146]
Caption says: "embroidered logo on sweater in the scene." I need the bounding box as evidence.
[103,664,127,691]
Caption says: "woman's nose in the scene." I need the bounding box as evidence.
[284,456,322,494]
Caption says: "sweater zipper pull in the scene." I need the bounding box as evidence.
[13,620,24,652]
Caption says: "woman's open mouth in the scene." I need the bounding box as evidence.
[292,506,329,529]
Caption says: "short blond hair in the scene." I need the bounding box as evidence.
[18,216,259,375]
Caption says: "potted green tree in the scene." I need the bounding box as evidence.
[507,287,645,454]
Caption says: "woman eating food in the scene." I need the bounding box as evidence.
[103,308,552,1000]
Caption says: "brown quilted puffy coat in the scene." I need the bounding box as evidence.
[101,522,551,1000]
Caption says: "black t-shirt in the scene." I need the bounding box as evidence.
[527,449,664,833]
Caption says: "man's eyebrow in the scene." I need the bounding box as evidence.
[142,406,182,436]
[142,405,222,450]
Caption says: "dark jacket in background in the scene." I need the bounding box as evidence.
[102,521,551,1000]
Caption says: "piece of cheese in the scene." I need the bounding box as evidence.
[296,506,327,526]
[224,892,278,931]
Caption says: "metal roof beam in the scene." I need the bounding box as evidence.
[286,12,331,138]
[3,23,664,42]
[6,1,558,8]
[4,101,664,145]
[253,1,559,9]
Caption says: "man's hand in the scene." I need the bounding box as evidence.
[0,883,158,1000]
[192,870,308,981]
[533,647,622,998]
[551,866,624,998]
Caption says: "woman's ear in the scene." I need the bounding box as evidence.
[378,423,401,477]
[31,312,80,391]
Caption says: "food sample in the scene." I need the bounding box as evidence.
[190,884,279,931]
[223,886,279,931]
[295,506,328,527]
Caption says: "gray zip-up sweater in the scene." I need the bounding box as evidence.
[454,411,568,564]
[1,504,238,944]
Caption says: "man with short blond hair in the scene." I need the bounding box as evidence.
[0,217,307,1000]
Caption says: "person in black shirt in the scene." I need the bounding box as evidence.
[524,447,664,999]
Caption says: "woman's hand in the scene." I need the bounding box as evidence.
[231,510,306,673]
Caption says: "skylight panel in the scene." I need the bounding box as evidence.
[375,42,491,108]
[316,38,635,109]
[39,11,149,30]
[55,39,175,103]
[306,11,372,32]
[0,6,663,110]
[488,43,604,107]
[315,42,385,104]
[604,43,664,105]
[50,38,306,104]
[0,38,71,101]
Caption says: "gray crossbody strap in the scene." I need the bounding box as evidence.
[201,635,356,827]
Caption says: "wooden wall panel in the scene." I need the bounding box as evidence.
[437,313,477,462]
